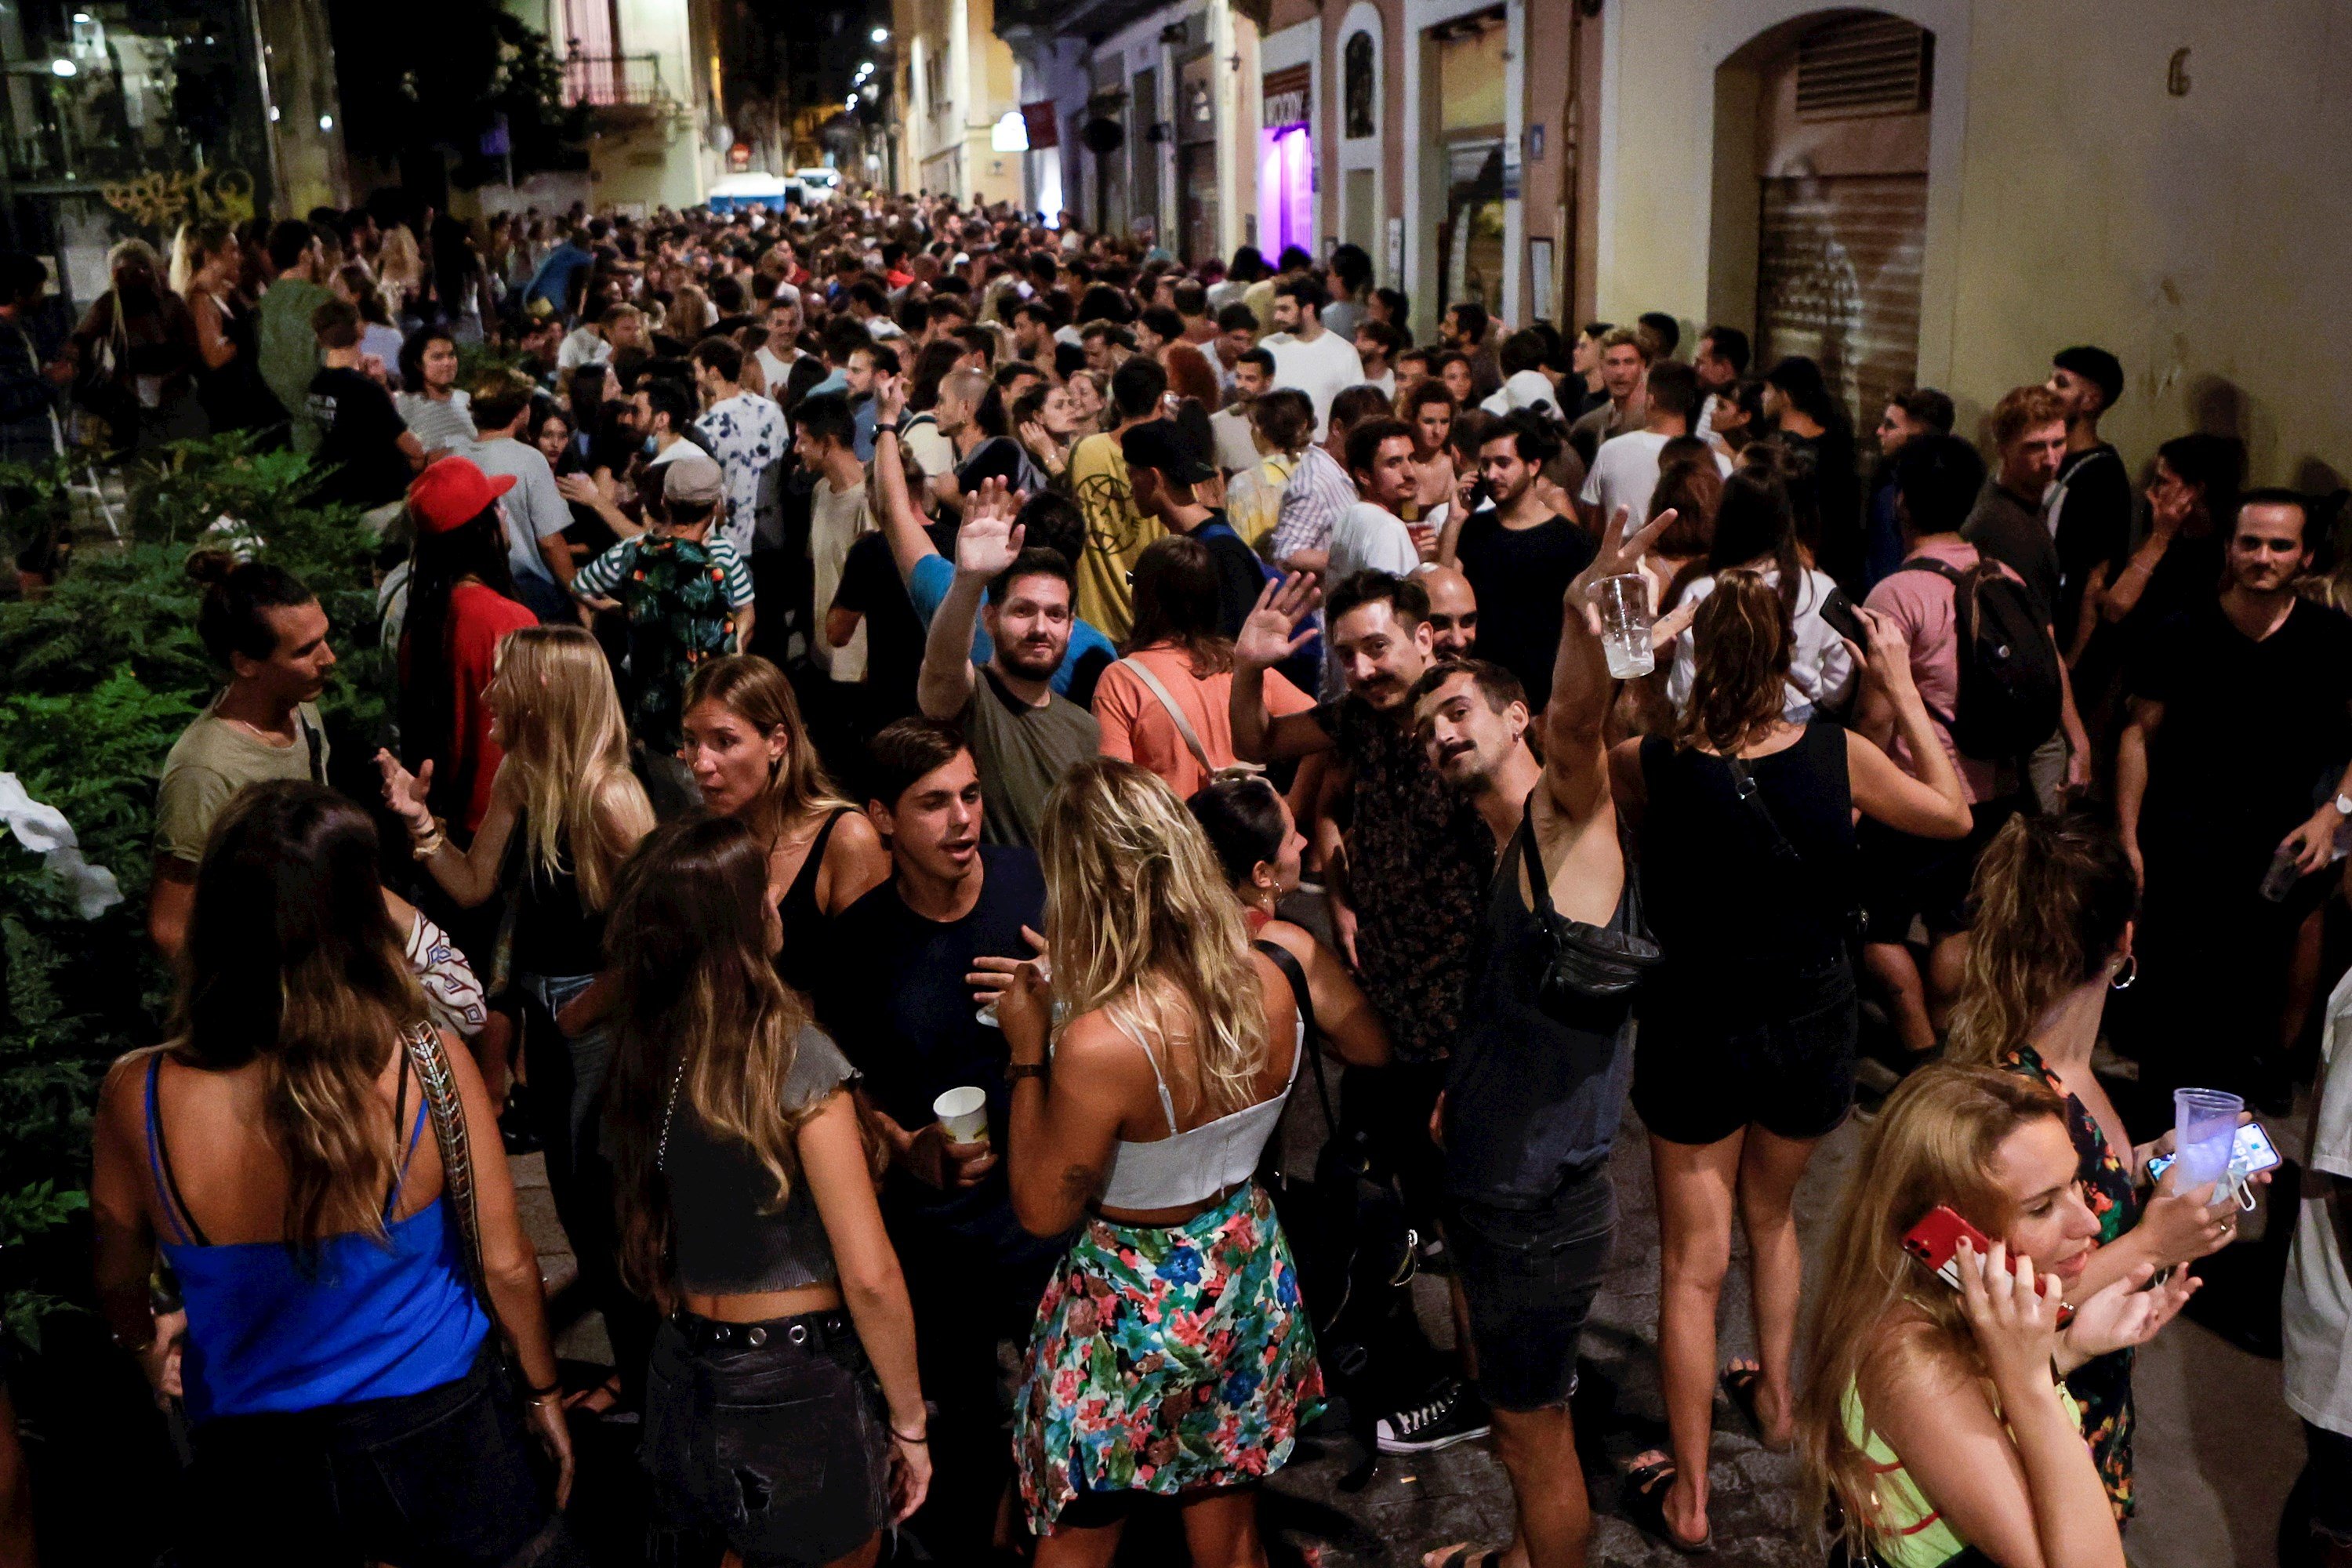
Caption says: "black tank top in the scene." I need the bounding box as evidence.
[1636,724,1855,1013]
[508,808,604,978]
[1443,803,1639,1206]
[774,807,851,995]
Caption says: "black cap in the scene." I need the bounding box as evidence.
[1120,417,1216,487]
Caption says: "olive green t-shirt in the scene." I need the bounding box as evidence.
[962,669,1098,851]
[154,696,330,865]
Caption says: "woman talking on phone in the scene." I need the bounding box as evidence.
[1795,1065,2197,1568]
[1947,813,2250,1519]
[604,816,929,1568]
[1606,573,1972,1551]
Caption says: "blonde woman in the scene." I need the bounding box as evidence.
[375,623,655,1410]
[678,655,891,994]
[1795,1065,2195,1568]
[604,816,931,1568]
[376,223,426,319]
[997,758,1375,1564]
[1944,815,2247,1519]
[669,282,713,343]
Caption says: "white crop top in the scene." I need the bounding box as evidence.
[1094,1017,1306,1210]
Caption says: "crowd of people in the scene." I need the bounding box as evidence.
[36,183,2352,1568]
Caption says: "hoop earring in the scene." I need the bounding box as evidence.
[2110,954,2138,992]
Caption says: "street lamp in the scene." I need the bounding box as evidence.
[871,26,887,42]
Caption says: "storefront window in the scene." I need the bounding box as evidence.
[0,0,273,303]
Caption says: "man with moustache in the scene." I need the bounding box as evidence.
[916,486,1099,849]
[1407,503,1664,1568]
[1232,567,1498,1450]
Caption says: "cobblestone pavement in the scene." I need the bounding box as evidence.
[518,1087,2305,1568]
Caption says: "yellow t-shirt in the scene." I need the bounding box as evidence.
[1226,451,1296,550]
[1067,431,1162,643]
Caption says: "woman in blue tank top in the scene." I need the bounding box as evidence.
[90,781,579,1567]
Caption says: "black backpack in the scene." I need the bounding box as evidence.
[1896,555,2063,760]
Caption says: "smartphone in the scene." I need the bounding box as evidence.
[2147,1119,2281,1186]
[1818,586,1867,650]
[1900,1205,1991,1290]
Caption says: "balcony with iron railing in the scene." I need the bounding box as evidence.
[562,46,677,122]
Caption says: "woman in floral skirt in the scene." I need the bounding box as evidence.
[994,758,1386,1564]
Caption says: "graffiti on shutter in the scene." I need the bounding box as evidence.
[1756,172,1926,434]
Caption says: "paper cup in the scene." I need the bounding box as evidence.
[934,1085,989,1145]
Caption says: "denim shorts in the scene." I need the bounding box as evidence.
[180,1345,569,1567]
[642,1309,891,1568]
[1633,956,1858,1147]
[1443,1167,1616,1413]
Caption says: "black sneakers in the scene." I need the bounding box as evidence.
[1373,1377,1493,1454]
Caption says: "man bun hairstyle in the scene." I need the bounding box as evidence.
[187,552,316,666]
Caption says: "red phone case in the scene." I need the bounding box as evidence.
[1900,1205,1991,1290]
[1900,1205,2076,1326]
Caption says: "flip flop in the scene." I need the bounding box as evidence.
[1623,1456,1713,1555]
[1721,1363,1790,1453]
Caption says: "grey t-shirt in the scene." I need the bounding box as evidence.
[964,668,1100,850]
[665,1023,859,1296]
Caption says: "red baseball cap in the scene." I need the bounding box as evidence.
[408,456,517,535]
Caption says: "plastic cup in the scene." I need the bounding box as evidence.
[1592,573,1655,679]
[2171,1087,2241,1193]
[934,1085,989,1145]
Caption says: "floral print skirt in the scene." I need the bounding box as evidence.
[1014,1181,1324,1534]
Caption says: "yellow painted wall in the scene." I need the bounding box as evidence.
[1599,0,2352,487]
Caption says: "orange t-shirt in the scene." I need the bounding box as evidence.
[1091,644,1313,799]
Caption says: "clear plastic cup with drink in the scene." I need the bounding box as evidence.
[2170,1086,2241,1193]
[1592,573,1655,679]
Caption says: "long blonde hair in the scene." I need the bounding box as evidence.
[1795,1064,2067,1560]
[681,655,854,847]
[485,626,653,910]
[603,818,815,1306]
[1038,758,1270,1117]
[1946,814,2139,1068]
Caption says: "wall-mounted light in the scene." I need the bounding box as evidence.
[49,57,75,76]
[318,113,332,130]
[871,26,887,42]
[990,109,1029,151]
[71,11,89,21]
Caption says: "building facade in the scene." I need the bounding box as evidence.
[892,0,1025,208]
[497,0,720,215]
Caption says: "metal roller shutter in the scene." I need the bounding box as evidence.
[1755,172,1926,434]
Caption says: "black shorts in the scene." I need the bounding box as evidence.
[180,1345,565,1568]
[1633,957,1857,1147]
[643,1309,891,1568]
[2303,1421,2352,1548]
[1857,797,2017,942]
[1444,1168,1615,1413]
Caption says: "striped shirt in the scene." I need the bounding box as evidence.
[573,532,755,608]
[1269,443,1357,565]
[395,390,476,458]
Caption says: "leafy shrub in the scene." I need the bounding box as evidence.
[0,434,395,1356]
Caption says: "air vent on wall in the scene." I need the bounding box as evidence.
[1795,14,1930,122]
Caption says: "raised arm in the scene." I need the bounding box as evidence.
[916,479,1020,720]
[376,750,519,908]
[870,374,943,584]
[1229,574,1332,763]
[1842,607,1972,840]
[1544,504,1671,817]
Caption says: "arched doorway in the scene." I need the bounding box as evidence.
[1709,10,1933,432]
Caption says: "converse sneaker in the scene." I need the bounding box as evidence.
[1374,1378,1492,1454]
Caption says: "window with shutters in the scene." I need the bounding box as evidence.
[1795,14,1930,122]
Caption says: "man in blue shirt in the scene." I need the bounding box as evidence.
[521,229,594,319]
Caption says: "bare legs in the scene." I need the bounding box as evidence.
[1863,934,1968,1056]
[1488,1403,1592,1568]
[1031,1486,1265,1568]
[1638,1124,1823,1544]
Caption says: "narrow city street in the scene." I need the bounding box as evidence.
[521,1083,2307,1567]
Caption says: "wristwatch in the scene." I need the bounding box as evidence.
[1004,1061,1046,1084]
[2336,792,2352,818]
